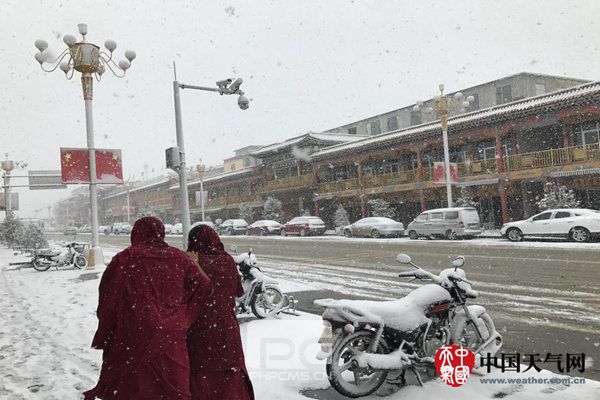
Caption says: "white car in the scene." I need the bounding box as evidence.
[343,217,404,238]
[501,208,600,242]
[171,223,183,234]
[218,219,248,235]
[164,224,174,234]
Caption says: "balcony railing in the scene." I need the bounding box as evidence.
[457,158,498,176]
[263,174,315,192]
[318,178,360,193]
[505,143,600,171]
[364,169,418,187]
[205,194,258,207]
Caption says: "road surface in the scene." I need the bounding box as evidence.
[51,233,600,380]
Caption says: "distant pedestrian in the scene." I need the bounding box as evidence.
[84,216,212,400]
[187,224,254,400]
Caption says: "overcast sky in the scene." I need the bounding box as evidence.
[1,0,599,218]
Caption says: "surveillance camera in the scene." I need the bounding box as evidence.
[238,94,249,110]
[216,78,232,89]
[229,78,243,93]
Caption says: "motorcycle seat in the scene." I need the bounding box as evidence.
[39,250,61,257]
[315,284,451,332]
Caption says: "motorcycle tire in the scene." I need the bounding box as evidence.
[251,286,284,319]
[327,329,390,398]
[73,254,88,269]
[32,258,52,272]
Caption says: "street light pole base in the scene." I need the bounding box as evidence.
[87,246,105,268]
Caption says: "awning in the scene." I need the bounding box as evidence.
[550,168,600,177]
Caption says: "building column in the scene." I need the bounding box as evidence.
[499,182,509,224]
[562,124,571,148]
[296,160,301,176]
[419,190,426,211]
[416,146,425,182]
[495,130,510,224]
[314,200,320,217]
[495,128,505,173]
[416,146,427,211]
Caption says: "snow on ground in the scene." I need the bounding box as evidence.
[1,246,599,399]
[225,234,600,251]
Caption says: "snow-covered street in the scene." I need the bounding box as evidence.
[1,245,599,399]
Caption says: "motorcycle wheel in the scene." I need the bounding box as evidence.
[251,286,284,319]
[32,258,52,272]
[73,254,88,269]
[327,330,390,398]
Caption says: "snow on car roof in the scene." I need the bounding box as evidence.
[421,207,477,213]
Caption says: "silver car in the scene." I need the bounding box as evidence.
[343,217,405,238]
[407,207,482,240]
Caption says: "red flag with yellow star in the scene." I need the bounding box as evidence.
[60,148,123,184]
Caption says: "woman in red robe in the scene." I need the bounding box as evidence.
[84,217,212,400]
[187,224,254,400]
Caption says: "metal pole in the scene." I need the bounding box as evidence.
[2,173,10,218]
[173,80,191,247]
[82,73,103,267]
[126,189,130,223]
[200,178,205,222]
[442,128,453,208]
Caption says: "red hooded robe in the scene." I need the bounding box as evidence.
[187,224,254,400]
[84,217,212,400]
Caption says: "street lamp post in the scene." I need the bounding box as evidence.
[414,85,474,208]
[1,156,28,218]
[196,163,206,222]
[172,65,249,246]
[35,23,136,267]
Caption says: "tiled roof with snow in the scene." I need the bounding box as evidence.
[250,132,364,156]
[312,81,600,160]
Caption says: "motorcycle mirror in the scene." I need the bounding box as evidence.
[451,256,465,270]
[248,248,252,256]
[396,253,412,264]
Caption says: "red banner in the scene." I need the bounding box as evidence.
[433,162,458,184]
[60,148,124,184]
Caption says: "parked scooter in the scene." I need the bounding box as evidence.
[32,242,88,271]
[314,253,502,398]
[231,247,297,319]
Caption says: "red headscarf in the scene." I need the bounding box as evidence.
[85,217,212,400]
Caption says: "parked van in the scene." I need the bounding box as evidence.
[406,207,482,240]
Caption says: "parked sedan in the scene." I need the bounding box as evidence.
[63,226,77,235]
[343,217,404,238]
[171,223,183,234]
[281,216,326,236]
[218,219,248,235]
[192,221,217,232]
[501,208,600,242]
[246,220,283,236]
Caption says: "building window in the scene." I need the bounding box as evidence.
[535,83,546,96]
[496,85,512,104]
[348,126,357,135]
[571,121,600,146]
[370,120,382,135]
[410,111,422,126]
[469,93,480,110]
[387,116,398,131]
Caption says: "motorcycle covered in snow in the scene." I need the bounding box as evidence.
[32,242,88,271]
[314,254,502,398]
[232,248,297,319]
